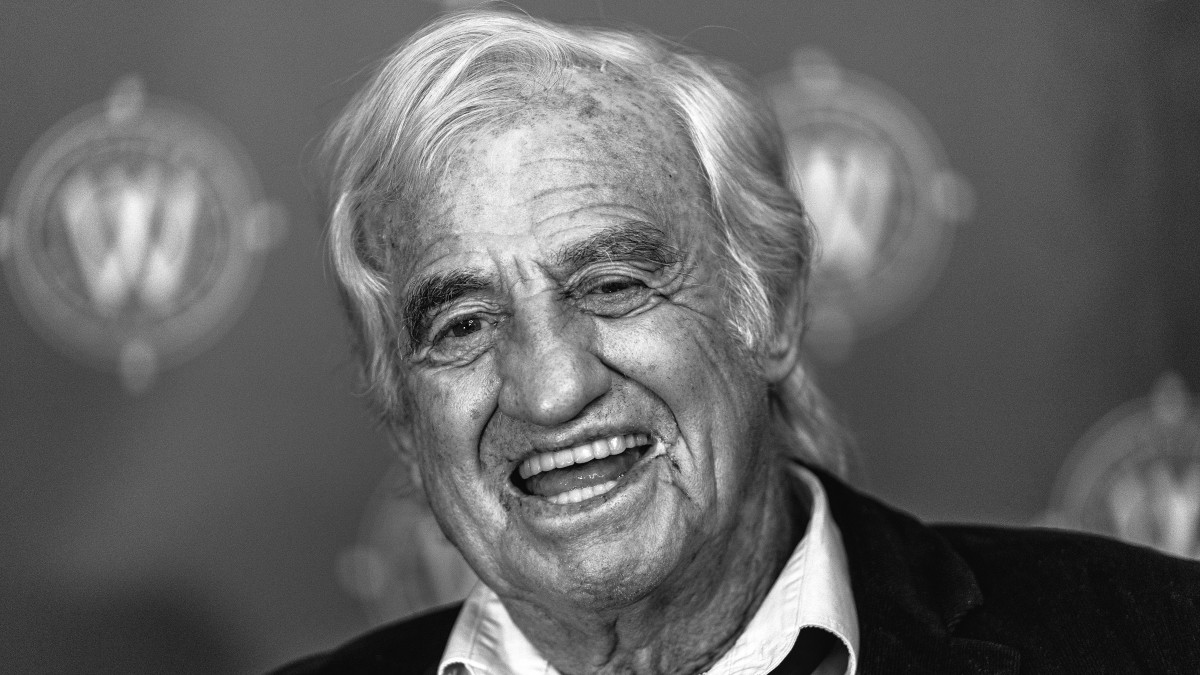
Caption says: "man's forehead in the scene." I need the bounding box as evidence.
[411,205,671,269]
[500,65,665,133]
[444,73,691,196]
[403,72,706,276]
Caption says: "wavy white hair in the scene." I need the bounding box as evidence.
[324,9,849,475]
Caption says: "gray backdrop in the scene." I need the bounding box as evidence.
[2,1,1197,672]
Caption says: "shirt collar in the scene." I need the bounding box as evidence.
[438,464,859,675]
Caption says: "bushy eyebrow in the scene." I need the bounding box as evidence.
[403,269,491,344]
[551,220,681,274]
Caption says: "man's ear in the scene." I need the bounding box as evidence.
[387,413,413,450]
[760,287,805,385]
[387,421,425,493]
[406,457,425,495]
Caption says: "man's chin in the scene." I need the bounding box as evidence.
[506,536,685,616]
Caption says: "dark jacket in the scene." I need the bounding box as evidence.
[272,470,1200,674]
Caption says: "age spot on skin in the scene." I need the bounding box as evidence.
[577,93,601,120]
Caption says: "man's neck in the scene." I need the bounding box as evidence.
[502,467,808,675]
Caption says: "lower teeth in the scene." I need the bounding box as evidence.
[546,479,619,505]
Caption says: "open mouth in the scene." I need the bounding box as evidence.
[512,433,654,505]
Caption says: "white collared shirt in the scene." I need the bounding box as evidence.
[438,465,859,675]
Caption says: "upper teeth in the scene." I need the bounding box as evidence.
[519,433,650,479]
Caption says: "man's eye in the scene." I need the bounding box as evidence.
[416,312,499,365]
[442,316,484,339]
[590,278,642,294]
[571,275,656,318]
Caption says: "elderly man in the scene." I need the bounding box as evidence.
[276,9,1200,675]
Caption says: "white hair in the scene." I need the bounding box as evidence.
[324,9,849,475]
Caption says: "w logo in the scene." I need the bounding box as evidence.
[57,161,201,316]
[1041,374,1200,562]
[2,76,282,390]
[791,141,895,281]
[1107,463,1200,560]
[766,50,969,357]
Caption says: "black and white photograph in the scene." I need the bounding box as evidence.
[2,2,1199,673]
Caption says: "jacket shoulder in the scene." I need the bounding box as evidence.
[814,467,1200,671]
[267,603,462,675]
[937,524,1200,669]
[936,523,1200,606]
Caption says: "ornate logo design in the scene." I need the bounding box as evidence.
[58,161,202,317]
[1041,374,1200,560]
[1,76,284,390]
[765,50,973,358]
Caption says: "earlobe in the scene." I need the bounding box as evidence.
[762,328,802,384]
[761,290,805,384]
[388,421,418,465]
[407,457,425,494]
[388,423,426,494]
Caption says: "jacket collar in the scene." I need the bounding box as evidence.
[812,466,1021,674]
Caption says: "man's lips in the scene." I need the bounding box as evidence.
[513,433,652,504]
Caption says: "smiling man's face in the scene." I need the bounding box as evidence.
[395,71,785,620]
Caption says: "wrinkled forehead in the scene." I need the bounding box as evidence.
[409,68,711,254]
[486,66,684,161]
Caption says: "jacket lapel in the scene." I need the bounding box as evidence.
[813,467,1021,674]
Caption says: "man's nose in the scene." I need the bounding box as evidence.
[496,301,610,427]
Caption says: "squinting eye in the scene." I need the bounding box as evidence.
[592,278,641,294]
[444,317,483,339]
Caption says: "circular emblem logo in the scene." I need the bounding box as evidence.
[1,76,283,390]
[1041,373,1200,560]
[765,50,972,358]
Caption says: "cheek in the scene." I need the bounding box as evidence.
[406,362,499,488]
[602,306,766,446]
[407,365,506,556]
[600,312,770,543]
